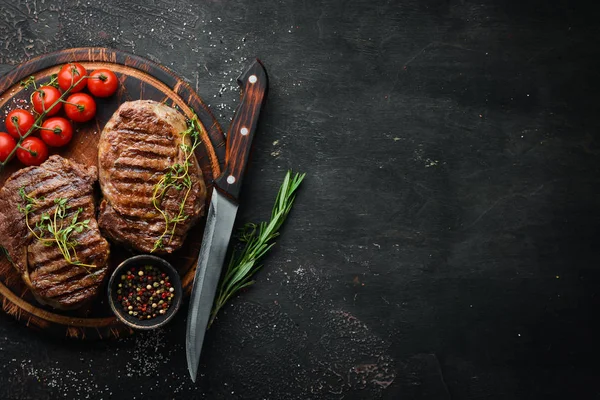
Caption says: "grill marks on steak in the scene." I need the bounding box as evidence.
[0,156,110,310]
[98,100,206,254]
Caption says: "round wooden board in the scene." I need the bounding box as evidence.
[0,48,225,339]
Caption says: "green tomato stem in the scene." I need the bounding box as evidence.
[0,72,80,168]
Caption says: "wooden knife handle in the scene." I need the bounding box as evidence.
[214,59,268,200]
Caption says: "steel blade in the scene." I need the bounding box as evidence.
[186,189,238,382]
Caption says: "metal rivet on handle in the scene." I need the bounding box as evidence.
[248,75,257,84]
[240,127,249,136]
[227,175,236,184]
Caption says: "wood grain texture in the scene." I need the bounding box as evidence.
[214,59,268,200]
[0,47,225,339]
[0,0,600,399]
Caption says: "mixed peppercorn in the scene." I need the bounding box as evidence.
[116,264,175,321]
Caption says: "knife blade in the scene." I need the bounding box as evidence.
[186,59,268,382]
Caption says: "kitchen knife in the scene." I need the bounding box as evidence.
[186,59,268,382]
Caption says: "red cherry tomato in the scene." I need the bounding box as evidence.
[17,137,48,166]
[0,132,16,163]
[40,117,73,147]
[57,63,87,93]
[5,109,35,139]
[32,86,62,116]
[64,93,96,123]
[87,69,118,97]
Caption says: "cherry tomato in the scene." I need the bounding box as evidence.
[17,137,48,166]
[5,109,35,139]
[32,86,62,116]
[40,117,73,147]
[57,63,87,93]
[64,93,96,123]
[87,69,118,97]
[0,132,16,163]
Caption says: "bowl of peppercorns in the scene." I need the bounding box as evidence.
[107,254,183,330]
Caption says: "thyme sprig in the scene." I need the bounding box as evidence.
[18,188,94,269]
[150,114,203,252]
[209,170,305,327]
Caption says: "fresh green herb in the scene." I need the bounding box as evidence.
[150,115,204,252]
[209,170,305,327]
[47,73,60,88]
[19,76,36,88]
[18,188,94,269]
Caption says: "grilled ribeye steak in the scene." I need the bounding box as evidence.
[98,100,206,254]
[0,156,110,310]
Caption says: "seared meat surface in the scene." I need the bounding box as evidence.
[0,156,110,310]
[98,100,206,254]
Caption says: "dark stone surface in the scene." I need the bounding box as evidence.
[1,0,599,399]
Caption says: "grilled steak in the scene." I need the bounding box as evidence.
[98,100,206,254]
[0,156,110,310]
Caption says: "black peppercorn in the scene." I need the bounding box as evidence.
[117,264,175,321]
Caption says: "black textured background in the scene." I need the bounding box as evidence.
[1,0,600,399]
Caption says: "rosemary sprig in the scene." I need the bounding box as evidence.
[18,188,94,269]
[209,170,305,327]
[150,114,204,252]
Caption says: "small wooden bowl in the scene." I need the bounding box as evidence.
[107,255,183,330]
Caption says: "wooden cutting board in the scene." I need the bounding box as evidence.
[0,48,226,339]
